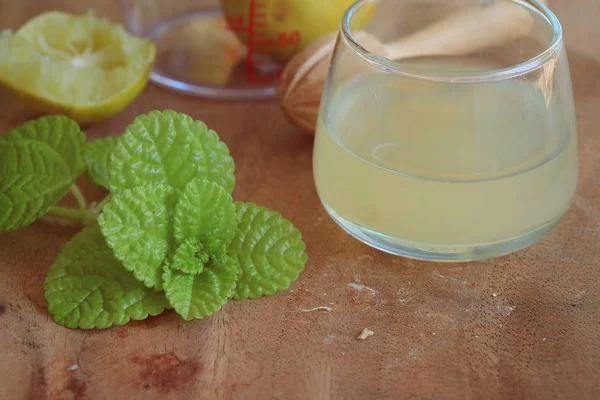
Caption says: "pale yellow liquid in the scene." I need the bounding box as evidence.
[313,68,578,254]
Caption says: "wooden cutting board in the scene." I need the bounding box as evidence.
[1,1,598,399]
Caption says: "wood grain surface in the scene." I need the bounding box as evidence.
[1,1,599,399]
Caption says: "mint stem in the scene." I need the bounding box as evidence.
[91,196,110,215]
[70,184,87,211]
[47,206,96,223]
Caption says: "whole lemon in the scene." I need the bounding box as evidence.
[220,0,367,63]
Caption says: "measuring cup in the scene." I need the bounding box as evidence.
[119,0,317,99]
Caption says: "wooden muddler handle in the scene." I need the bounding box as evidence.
[383,2,542,60]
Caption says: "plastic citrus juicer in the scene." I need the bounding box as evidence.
[118,0,351,100]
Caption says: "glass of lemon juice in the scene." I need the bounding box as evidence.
[313,0,578,261]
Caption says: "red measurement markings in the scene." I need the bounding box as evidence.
[246,0,258,82]
[244,0,302,83]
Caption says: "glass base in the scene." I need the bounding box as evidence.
[323,204,564,262]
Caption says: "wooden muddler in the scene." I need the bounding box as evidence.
[278,0,548,135]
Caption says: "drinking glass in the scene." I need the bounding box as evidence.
[313,0,578,261]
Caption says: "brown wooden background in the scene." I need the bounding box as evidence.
[0,0,599,399]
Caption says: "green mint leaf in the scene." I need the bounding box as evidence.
[228,202,308,300]
[5,115,85,180]
[84,136,118,189]
[98,184,177,290]
[174,179,237,260]
[0,115,86,231]
[162,256,239,321]
[170,238,208,275]
[0,139,73,231]
[108,110,235,193]
[44,226,169,329]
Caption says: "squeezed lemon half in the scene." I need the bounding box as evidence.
[0,11,155,125]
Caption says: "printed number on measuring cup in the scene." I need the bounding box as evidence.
[277,31,301,46]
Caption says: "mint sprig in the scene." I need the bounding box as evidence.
[228,202,308,300]
[0,111,308,329]
[107,110,236,193]
[0,115,86,231]
[7,115,85,179]
[84,136,118,189]
[162,255,240,320]
[44,226,170,329]
[173,178,237,260]
[98,183,176,290]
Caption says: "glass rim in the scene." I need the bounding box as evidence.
[340,0,563,83]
